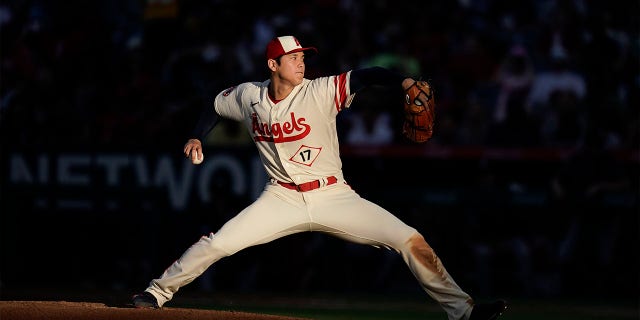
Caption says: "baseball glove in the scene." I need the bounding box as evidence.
[402,80,435,143]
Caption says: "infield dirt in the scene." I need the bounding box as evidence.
[0,301,308,320]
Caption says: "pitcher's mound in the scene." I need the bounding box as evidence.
[0,301,308,320]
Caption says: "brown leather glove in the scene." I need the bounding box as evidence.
[402,80,435,143]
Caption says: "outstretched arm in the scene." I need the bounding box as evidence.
[350,66,419,95]
[350,67,435,143]
[184,105,221,165]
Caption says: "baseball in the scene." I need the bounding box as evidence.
[192,152,204,165]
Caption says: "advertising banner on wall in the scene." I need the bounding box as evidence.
[3,148,267,214]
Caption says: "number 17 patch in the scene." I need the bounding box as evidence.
[289,145,322,166]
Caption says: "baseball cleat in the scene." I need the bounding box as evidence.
[131,292,159,309]
[469,299,507,320]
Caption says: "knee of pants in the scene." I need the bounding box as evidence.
[399,232,449,282]
[402,233,440,263]
[399,231,427,252]
[197,232,233,258]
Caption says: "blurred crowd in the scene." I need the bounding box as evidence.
[0,0,638,299]
[0,0,638,150]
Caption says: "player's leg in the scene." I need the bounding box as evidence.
[144,184,310,307]
[307,184,473,320]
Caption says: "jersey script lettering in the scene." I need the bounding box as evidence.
[251,112,311,143]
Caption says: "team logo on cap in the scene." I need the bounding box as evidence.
[266,35,317,60]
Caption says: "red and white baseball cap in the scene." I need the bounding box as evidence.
[265,36,318,60]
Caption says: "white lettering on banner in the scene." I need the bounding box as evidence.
[155,155,195,210]
[133,155,150,186]
[10,154,34,183]
[38,155,48,184]
[7,152,263,211]
[95,155,130,185]
[58,154,91,185]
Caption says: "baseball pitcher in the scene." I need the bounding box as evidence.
[132,35,506,320]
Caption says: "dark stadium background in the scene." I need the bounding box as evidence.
[1,0,637,316]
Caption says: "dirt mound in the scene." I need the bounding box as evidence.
[0,301,308,320]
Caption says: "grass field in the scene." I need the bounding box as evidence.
[2,288,637,319]
[170,292,639,320]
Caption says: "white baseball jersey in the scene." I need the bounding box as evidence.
[144,71,475,320]
[214,73,352,185]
